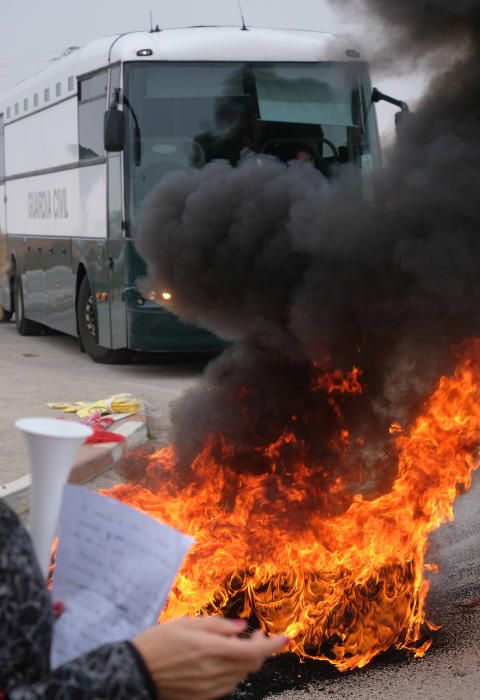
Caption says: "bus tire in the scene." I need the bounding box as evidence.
[1,270,15,322]
[14,275,44,336]
[77,276,132,364]
[0,308,13,323]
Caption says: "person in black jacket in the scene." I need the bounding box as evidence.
[0,499,288,700]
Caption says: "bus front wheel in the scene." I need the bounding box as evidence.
[1,272,15,322]
[15,275,44,336]
[77,276,132,364]
[0,308,13,323]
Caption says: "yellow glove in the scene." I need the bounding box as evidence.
[47,402,77,412]
[48,394,142,417]
[75,401,110,418]
[106,394,143,414]
[47,400,109,417]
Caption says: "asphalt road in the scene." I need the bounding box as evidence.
[2,320,479,698]
[0,320,210,484]
[234,476,480,700]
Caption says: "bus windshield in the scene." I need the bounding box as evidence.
[124,61,378,221]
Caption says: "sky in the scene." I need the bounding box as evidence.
[0,0,427,140]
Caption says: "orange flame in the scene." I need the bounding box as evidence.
[102,340,480,671]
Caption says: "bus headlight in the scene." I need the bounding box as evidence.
[147,290,173,302]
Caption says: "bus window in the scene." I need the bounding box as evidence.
[254,64,354,127]
[124,61,377,222]
[124,62,250,219]
[80,72,108,101]
[78,70,108,160]
[360,81,381,170]
[254,63,362,172]
[108,63,123,239]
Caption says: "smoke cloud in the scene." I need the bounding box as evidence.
[137,1,480,495]
[337,0,479,70]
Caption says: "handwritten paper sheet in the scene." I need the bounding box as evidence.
[51,483,193,668]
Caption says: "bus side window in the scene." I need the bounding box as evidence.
[78,70,108,160]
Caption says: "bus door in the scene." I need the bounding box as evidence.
[105,150,128,349]
[104,65,128,350]
[0,114,5,235]
[0,113,7,314]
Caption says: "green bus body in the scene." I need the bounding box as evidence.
[0,29,381,362]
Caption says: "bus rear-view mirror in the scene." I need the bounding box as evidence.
[371,87,411,134]
[104,108,125,152]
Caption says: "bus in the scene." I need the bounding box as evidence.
[0,26,390,363]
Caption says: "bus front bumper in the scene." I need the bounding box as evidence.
[127,304,228,353]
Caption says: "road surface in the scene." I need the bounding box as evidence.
[2,320,479,699]
[238,477,480,700]
[0,321,210,484]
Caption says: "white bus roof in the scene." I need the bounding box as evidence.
[1,27,362,120]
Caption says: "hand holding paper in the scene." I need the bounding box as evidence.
[51,484,193,668]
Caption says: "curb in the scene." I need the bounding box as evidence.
[1,413,149,518]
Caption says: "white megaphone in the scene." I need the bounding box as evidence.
[15,417,93,579]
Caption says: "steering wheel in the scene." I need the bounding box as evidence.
[320,138,339,160]
[190,140,207,167]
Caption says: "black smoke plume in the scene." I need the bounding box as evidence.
[347,0,480,57]
[138,1,480,500]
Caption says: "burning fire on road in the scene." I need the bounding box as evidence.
[105,0,480,675]
[104,340,480,670]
